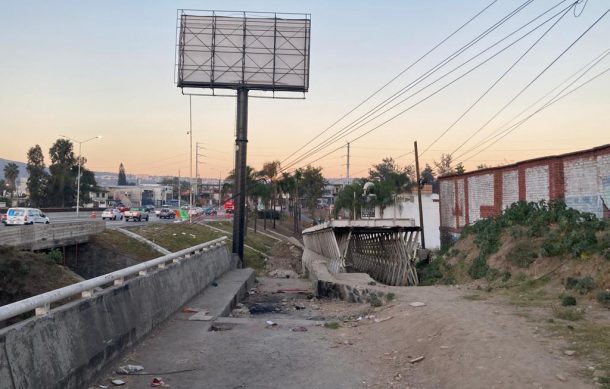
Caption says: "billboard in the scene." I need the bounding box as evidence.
[176,10,311,92]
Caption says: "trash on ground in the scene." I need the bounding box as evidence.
[116,364,144,374]
[409,302,426,307]
[266,320,277,327]
[212,281,218,287]
[291,326,308,332]
[181,307,200,313]
[150,377,165,387]
[409,356,425,363]
[111,379,125,386]
[374,316,394,323]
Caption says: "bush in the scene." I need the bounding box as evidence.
[416,257,444,285]
[596,291,610,308]
[369,293,382,307]
[501,271,512,282]
[560,295,577,306]
[565,276,596,295]
[507,241,538,268]
[47,249,63,264]
[552,305,584,321]
[468,255,489,279]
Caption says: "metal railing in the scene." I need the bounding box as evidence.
[0,236,228,323]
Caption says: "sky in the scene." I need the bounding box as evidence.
[0,0,608,180]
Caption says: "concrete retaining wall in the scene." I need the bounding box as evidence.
[0,221,105,250]
[0,244,232,389]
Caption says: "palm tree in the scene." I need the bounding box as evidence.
[3,162,19,197]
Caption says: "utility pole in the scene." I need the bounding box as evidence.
[196,142,206,205]
[188,95,193,223]
[232,88,248,266]
[178,170,181,210]
[414,141,426,249]
[218,172,222,207]
[346,141,350,186]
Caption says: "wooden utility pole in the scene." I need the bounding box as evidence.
[414,141,426,249]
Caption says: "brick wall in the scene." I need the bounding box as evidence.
[439,144,610,232]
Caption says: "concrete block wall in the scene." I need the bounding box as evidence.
[0,244,232,389]
[439,144,610,233]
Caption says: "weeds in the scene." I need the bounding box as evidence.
[565,276,596,295]
[552,305,584,321]
[597,291,610,308]
[560,295,577,306]
[369,293,382,307]
[324,321,340,329]
[385,293,395,302]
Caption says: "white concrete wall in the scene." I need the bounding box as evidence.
[380,193,441,249]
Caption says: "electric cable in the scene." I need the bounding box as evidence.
[278,0,499,167]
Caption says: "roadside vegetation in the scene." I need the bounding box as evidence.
[130,222,277,274]
[417,200,610,384]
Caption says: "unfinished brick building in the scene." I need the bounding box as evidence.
[438,144,610,236]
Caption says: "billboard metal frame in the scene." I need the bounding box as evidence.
[175,10,311,94]
[174,9,311,267]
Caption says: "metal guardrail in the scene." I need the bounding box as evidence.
[0,236,228,323]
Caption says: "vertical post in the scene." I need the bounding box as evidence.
[76,142,82,218]
[414,141,426,249]
[189,95,193,222]
[346,141,350,186]
[232,88,248,266]
[178,170,181,209]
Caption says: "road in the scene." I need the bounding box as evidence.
[0,209,230,229]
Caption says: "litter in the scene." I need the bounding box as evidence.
[409,356,425,363]
[291,326,308,332]
[150,377,165,387]
[266,320,277,327]
[99,386,109,389]
[116,364,144,374]
[111,379,125,386]
[409,302,426,307]
[373,316,394,323]
[182,307,200,313]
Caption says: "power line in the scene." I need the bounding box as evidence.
[418,1,575,159]
[458,65,610,163]
[281,1,568,172]
[449,6,610,157]
[278,0,499,167]
[456,46,610,160]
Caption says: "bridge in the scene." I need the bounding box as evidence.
[0,221,105,250]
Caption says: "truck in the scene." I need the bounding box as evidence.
[223,199,234,214]
[123,207,149,222]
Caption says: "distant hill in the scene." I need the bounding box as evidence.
[0,158,28,179]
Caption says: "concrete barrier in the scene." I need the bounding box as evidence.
[0,221,105,250]
[0,241,232,389]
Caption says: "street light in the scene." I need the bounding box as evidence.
[60,135,101,217]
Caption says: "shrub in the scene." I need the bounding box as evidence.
[385,293,395,302]
[369,293,382,307]
[596,291,610,308]
[507,241,538,268]
[324,321,340,329]
[552,305,584,321]
[565,276,596,295]
[47,249,62,264]
[468,255,489,279]
[560,295,577,306]
[501,271,512,282]
[416,257,444,285]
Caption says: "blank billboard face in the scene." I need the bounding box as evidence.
[177,12,310,92]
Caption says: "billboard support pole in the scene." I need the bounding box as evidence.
[232,87,248,267]
[414,141,425,249]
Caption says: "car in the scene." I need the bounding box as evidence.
[144,205,155,213]
[117,205,130,212]
[101,208,123,221]
[158,207,176,219]
[123,207,149,222]
[5,207,50,225]
[203,207,217,216]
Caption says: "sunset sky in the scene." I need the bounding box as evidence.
[0,0,608,179]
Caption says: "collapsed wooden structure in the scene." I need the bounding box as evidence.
[302,219,421,286]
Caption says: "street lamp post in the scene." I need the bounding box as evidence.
[60,135,101,218]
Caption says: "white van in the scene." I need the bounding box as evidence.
[5,208,50,225]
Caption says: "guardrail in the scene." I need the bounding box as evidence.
[0,236,228,323]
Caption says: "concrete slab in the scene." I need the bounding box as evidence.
[92,273,372,389]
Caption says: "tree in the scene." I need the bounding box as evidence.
[75,157,98,205]
[334,180,364,219]
[3,162,19,197]
[298,165,326,211]
[367,157,412,216]
[118,163,127,185]
[48,139,77,207]
[476,163,491,170]
[26,145,50,207]
[421,163,435,184]
[456,163,466,175]
[257,160,281,211]
[434,153,455,177]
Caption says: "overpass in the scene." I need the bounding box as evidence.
[0,221,105,250]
